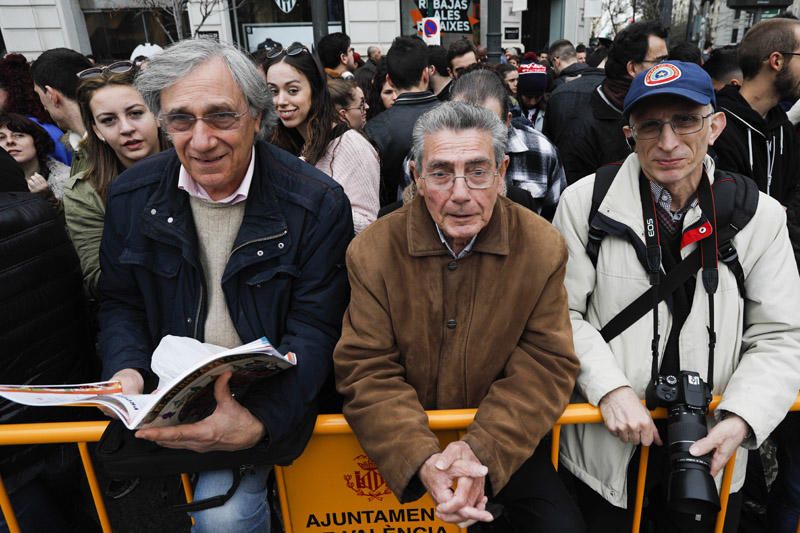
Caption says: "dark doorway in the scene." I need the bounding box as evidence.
[522,0,551,53]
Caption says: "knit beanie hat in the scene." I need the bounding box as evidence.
[517,62,549,97]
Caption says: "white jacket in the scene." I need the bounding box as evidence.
[552,153,800,508]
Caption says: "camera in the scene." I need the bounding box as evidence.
[646,370,720,515]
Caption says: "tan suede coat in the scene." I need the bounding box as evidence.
[334,194,579,502]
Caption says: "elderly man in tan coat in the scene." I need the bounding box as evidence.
[334,101,585,532]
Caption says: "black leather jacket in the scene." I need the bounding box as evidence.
[0,192,97,474]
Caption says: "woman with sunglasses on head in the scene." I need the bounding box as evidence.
[65,62,163,297]
[327,78,369,132]
[263,43,379,234]
[0,112,71,200]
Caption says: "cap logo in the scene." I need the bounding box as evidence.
[644,63,682,86]
[518,63,547,75]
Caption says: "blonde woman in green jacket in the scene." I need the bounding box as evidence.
[64,64,162,298]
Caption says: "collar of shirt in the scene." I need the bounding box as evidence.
[435,224,477,260]
[507,124,531,154]
[69,131,86,151]
[394,91,438,106]
[648,179,697,222]
[178,148,255,205]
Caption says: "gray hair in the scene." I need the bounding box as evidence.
[135,37,277,139]
[410,101,507,169]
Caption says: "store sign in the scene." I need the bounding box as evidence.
[418,0,474,33]
[504,26,520,40]
[274,0,297,14]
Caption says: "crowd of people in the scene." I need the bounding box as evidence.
[1,14,800,533]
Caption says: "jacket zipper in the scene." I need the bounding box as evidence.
[193,229,288,339]
[228,229,288,258]
[193,283,203,339]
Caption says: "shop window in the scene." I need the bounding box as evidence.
[236,0,344,51]
[84,9,190,61]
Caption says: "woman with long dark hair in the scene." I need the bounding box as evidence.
[66,63,163,297]
[0,112,70,199]
[263,43,379,234]
[366,59,397,121]
[0,54,71,165]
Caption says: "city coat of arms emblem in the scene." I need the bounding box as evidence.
[344,454,392,501]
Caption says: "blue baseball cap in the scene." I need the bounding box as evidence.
[623,61,716,117]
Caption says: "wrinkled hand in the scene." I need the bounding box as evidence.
[99,369,145,418]
[689,414,749,476]
[599,386,662,446]
[135,372,266,452]
[418,441,494,527]
[26,173,48,194]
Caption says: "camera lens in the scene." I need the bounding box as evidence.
[666,407,720,514]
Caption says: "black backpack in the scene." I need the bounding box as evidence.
[585,163,759,342]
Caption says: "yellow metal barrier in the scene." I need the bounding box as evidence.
[0,397,796,533]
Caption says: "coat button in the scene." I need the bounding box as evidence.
[150,208,157,215]
[257,250,264,257]
[448,261,458,271]
[186,317,192,323]
[167,217,174,224]
[278,242,285,249]
[446,319,456,329]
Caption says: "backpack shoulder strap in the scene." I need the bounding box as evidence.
[586,163,623,266]
[710,170,759,298]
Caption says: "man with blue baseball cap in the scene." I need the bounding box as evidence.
[552,61,800,532]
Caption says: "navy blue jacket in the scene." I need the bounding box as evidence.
[98,141,353,464]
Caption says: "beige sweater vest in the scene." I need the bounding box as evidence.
[189,196,246,349]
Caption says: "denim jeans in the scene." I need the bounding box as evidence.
[189,465,270,533]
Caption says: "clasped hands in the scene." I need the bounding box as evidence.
[418,441,495,528]
[599,385,750,476]
[105,369,265,452]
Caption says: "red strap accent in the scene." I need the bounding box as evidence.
[681,221,713,250]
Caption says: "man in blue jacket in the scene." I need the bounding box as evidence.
[97,38,353,531]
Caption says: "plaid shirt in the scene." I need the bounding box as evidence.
[506,120,567,217]
[648,179,698,236]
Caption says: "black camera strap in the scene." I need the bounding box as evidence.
[638,172,663,390]
[635,172,719,396]
[696,175,718,392]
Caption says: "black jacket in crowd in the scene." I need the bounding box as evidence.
[552,62,605,90]
[0,192,97,475]
[714,84,800,204]
[364,90,440,206]
[543,74,630,184]
[714,84,800,267]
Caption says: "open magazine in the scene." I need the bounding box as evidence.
[0,337,296,430]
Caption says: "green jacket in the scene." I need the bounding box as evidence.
[63,170,104,299]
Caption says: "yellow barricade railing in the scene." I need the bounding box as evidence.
[0,396,797,533]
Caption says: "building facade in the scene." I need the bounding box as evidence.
[0,0,601,60]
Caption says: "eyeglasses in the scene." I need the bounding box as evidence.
[266,42,309,60]
[778,51,800,58]
[344,102,367,112]
[639,55,669,67]
[159,110,250,133]
[631,112,714,140]
[77,60,135,80]
[420,168,498,191]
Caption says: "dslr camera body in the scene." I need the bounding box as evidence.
[646,370,720,514]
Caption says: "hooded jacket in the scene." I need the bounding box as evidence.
[714,85,800,205]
